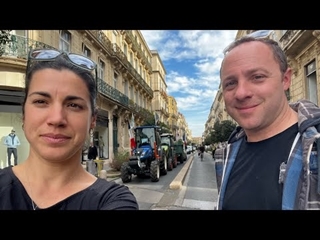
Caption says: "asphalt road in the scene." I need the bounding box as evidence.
[113,151,218,210]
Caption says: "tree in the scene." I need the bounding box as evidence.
[210,120,237,144]
[0,30,11,56]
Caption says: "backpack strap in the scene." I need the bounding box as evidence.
[316,139,320,194]
[316,124,320,194]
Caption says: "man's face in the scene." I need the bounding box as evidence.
[220,41,291,134]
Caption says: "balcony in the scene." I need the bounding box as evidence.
[122,30,134,45]
[110,43,153,98]
[97,77,129,107]
[128,99,153,120]
[0,34,56,59]
[279,30,316,58]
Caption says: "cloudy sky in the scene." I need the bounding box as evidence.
[140,30,238,137]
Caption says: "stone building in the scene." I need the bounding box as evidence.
[204,30,320,139]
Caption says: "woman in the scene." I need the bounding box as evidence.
[0,48,138,210]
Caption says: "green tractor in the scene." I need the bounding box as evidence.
[160,133,178,171]
[174,139,187,164]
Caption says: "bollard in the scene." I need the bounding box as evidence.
[99,169,107,179]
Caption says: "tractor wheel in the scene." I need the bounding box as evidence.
[150,160,160,182]
[173,156,178,168]
[160,155,167,175]
[120,162,132,183]
[179,156,184,164]
[167,157,173,171]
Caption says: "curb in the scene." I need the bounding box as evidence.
[169,154,194,190]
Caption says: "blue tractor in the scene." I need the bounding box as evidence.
[120,126,168,183]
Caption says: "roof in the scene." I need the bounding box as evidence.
[160,133,174,137]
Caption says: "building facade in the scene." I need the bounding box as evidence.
[0,30,160,167]
[204,29,320,139]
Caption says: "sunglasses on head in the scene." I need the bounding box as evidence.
[246,30,274,39]
[28,48,97,71]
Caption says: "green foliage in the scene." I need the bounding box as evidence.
[110,149,130,171]
[141,114,155,125]
[140,117,172,135]
[0,30,11,56]
[206,120,237,145]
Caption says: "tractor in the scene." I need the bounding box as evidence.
[160,133,178,171]
[120,125,168,183]
[174,139,187,163]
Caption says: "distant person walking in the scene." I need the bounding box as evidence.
[3,129,21,166]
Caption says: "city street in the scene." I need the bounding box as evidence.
[114,151,218,210]
[153,151,218,210]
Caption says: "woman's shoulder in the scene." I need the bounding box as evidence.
[0,167,19,190]
[85,179,138,209]
[91,178,130,193]
[0,167,14,182]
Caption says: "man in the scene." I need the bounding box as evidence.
[216,31,320,210]
[4,129,21,166]
[199,145,205,154]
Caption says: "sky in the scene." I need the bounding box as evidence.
[140,30,238,138]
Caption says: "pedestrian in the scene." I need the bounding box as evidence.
[211,144,216,160]
[87,142,98,175]
[3,129,21,166]
[98,136,104,158]
[216,30,320,210]
[0,48,138,210]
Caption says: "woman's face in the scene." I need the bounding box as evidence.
[23,68,96,163]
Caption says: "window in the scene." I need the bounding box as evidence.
[98,59,105,80]
[130,52,133,64]
[130,86,134,100]
[134,59,138,69]
[123,43,127,57]
[113,72,118,89]
[59,30,71,53]
[124,80,128,96]
[306,60,318,104]
[135,91,138,104]
[82,44,91,58]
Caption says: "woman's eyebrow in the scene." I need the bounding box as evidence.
[28,91,50,98]
[28,91,86,101]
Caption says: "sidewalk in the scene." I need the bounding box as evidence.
[82,159,121,182]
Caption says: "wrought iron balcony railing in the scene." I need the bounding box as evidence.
[1,34,154,120]
[97,77,129,107]
[0,34,55,59]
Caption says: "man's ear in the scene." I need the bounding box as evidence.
[283,68,292,91]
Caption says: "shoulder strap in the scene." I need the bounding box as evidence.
[315,124,320,194]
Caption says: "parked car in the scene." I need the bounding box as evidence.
[186,145,193,154]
